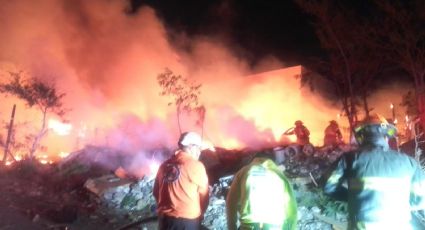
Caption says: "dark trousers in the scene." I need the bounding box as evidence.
[158,215,201,230]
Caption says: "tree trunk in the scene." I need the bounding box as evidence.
[3,104,16,164]
[362,93,370,119]
[29,107,48,159]
[417,91,425,133]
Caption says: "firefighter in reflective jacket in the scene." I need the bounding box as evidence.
[323,114,425,229]
[226,152,297,230]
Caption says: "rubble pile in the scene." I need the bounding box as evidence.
[0,144,352,230]
[79,145,349,230]
[84,175,157,219]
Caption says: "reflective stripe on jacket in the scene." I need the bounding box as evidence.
[324,145,425,229]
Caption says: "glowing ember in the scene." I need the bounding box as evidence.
[114,167,127,178]
[58,151,70,158]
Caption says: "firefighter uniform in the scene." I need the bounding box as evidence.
[286,120,310,146]
[226,156,297,230]
[153,132,209,230]
[324,120,343,147]
[323,116,425,230]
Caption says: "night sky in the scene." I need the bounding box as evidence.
[130,0,321,67]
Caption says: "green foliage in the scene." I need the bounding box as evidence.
[0,71,68,159]
[157,68,204,133]
[0,72,66,117]
[120,194,138,209]
[157,68,201,113]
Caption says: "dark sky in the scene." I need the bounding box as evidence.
[130,0,321,66]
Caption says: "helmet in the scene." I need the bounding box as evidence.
[295,120,303,125]
[329,120,338,125]
[178,132,202,147]
[354,114,397,143]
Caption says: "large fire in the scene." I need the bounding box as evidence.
[0,1,410,170]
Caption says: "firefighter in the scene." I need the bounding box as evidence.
[323,120,343,148]
[226,151,297,230]
[323,114,425,229]
[153,132,209,230]
[286,120,310,145]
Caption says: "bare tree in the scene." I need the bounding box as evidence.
[0,72,67,160]
[296,0,395,142]
[157,68,203,134]
[296,0,359,135]
[369,0,425,130]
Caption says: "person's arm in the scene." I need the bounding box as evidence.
[410,161,425,211]
[226,172,242,230]
[323,155,349,201]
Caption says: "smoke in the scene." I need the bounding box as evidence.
[1,0,409,172]
[368,81,412,122]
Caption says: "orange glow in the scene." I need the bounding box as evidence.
[48,119,72,136]
[114,167,127,178]
[287,135,297,143]
[39,159,49,164]
[220,138,243,150]
[0,0,409,172]
[58,152,70,158]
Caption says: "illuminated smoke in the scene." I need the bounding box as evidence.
[0,0,410,174]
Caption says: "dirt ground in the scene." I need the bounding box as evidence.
[0,161,156,230]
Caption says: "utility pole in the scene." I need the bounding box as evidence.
[3,104,16,164]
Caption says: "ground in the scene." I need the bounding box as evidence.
[0,161,150,230]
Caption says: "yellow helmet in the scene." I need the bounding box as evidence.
[354,113,397,143]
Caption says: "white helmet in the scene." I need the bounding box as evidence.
[178,132,202,147]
